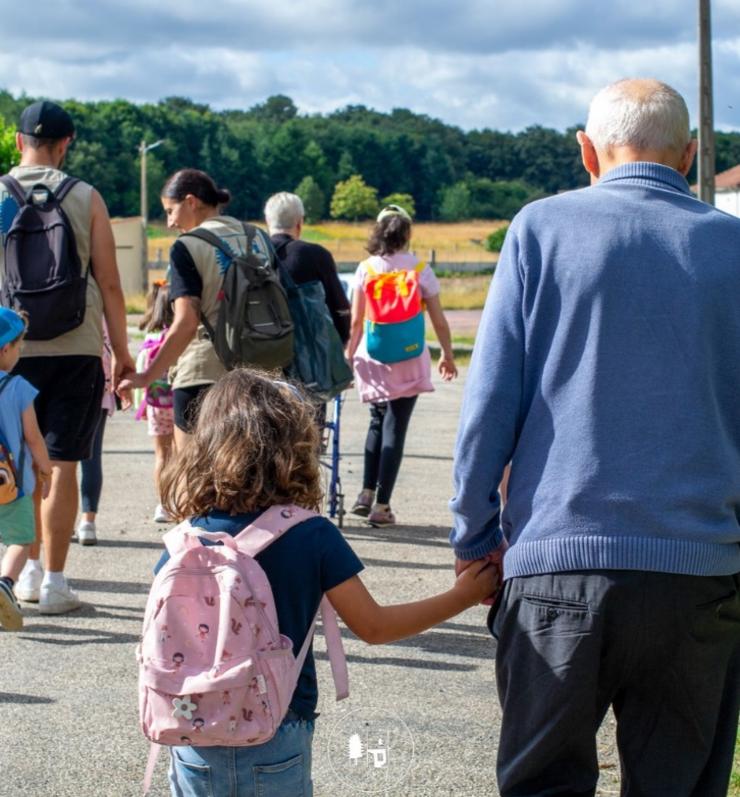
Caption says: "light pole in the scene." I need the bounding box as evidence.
[698,0,715,204]
[138,139,164,289]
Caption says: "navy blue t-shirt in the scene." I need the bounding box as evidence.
[154,511,363,719]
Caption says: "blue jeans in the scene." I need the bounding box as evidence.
[168,715,314,797]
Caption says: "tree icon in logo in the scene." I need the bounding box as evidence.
[348,733,364,765]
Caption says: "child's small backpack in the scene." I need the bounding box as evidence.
[363,261,426,363]
[137,505,348,793]
[0,375,22,505]
[134,332,173,420]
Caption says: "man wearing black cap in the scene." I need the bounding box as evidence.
[0,100,135,614]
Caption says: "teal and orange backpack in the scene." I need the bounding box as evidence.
[363,261,426,363]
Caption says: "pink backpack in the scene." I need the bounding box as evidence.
[137,505,348,792]
[134,331,173,420]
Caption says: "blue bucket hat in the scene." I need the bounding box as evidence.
[0,308,26,347]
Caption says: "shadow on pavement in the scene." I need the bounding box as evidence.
[0,692,55,704]
[94,539,166,550]
[318,625,494,660]
[342,451,454,462]
[314,650,478,672]
[18,623,139,646]
[342,524,452,549]
[360,556,451,571]
[73,578,149,594]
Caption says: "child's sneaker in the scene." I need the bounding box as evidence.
[77,520,97,546]
[153,503,173,523]
[15,562,43,602]
[351,490,374,518]
[39,578,82,615]
[367,504,396,528]
[0,578,23,630]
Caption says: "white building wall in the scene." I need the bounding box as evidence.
[715,190,740,218]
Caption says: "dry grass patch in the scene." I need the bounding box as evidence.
[439,275,491,310]
[146,220,505,264]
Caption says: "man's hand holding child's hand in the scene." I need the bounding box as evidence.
[453,559,501,608]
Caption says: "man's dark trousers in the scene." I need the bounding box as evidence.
[491,570,740,796]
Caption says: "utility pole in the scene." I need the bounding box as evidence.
[698,0,715,204]
[138,139,164,288]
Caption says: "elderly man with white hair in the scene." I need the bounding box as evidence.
[264,191,350,343]
[450,79,740,796]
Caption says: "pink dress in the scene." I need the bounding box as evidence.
[352,252,440,404]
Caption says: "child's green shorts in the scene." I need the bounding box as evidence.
[0,495,36,546]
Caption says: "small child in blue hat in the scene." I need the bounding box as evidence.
[0,308,51,630]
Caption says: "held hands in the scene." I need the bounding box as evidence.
[455,542,508,606]
[112,351,138,410]
[452,559,501,609]
[111,351,137,391]
[117,368,149,411]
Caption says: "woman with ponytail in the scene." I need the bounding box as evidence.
[120,169,274,449]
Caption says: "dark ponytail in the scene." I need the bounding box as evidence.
[366,214,411,256]
[161,169,231,208]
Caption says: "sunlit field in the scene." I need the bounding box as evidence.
[147,220,505,266]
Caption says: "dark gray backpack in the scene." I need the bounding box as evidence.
[0,174,88,340]
[183,223,294,371]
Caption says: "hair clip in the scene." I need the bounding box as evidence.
[377,204,412,223]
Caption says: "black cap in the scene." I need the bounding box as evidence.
[19,100,74,140]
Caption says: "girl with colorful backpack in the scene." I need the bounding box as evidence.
[140,368,496,796]
[136,280,175,523]
[346,205,458,527]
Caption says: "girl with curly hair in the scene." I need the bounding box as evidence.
[152,367,496,796]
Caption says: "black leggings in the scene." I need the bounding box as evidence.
[362,396,417,505]
[80,409,108,513]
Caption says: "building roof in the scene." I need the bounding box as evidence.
[714,164,740,191]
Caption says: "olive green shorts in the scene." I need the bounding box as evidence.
[0,495,36,546]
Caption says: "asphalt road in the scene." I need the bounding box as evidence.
[0,367,619,797]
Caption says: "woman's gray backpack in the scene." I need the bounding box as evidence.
[183,223,294,371]
[0,174,88,340]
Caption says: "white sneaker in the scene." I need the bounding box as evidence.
[39,579,82,615]
[77,520,97,546]
[15,565,43,603]
[153,503,173,523]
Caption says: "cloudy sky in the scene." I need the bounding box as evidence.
[1,0,739,132]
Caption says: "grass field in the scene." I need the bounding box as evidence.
[147,220,504,265]
[731,732,740,796]
[129,272,490,317]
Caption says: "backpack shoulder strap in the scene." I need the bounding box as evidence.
[414,261,426,273]
[53,176,81,202]
[0,375,23,494]
[233,504,349,700]
[161,520,198,557]
[360,258,376,278]
[182,228,234,261]
[241,221,256,250]
[245,223,280,272]
[233,505,317,558]
[0,175,27,207]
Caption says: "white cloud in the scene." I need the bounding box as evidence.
[0,0,738,131]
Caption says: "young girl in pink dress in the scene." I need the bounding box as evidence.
[137,281,175,523]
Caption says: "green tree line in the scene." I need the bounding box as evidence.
[2,90,739,222]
